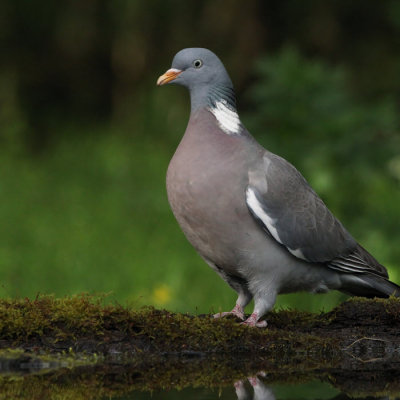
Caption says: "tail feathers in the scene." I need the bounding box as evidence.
[340,273,400,298]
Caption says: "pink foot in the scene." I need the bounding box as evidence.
[213,304,245,320]
[234,380,245,390]
[248,376,259,386]
[248,371,267,386]
[234,380,246,397]
[241,312,267,328]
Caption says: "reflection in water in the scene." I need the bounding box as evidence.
[0,354,399,400]
[235,374,275,400]
[115,379,396,400]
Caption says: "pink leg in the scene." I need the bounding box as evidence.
[213,303,245,320]
[248,373,272,399]
[234,379,245,396]
[242,312,267,328]
[248,371,266,386]
[248,376,259,386]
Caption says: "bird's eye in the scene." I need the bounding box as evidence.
[193,59,203,68]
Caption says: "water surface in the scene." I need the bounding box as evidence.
[1,352,399,400]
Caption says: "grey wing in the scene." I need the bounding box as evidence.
[246,153,388,278]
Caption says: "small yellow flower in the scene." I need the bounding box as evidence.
[152,284,172,305]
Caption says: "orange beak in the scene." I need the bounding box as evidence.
[157,68,182,86]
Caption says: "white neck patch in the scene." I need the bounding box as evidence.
[209,99,241,135]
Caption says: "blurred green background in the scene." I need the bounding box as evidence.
[1,0,400,314]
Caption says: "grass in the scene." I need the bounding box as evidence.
[0,125,237,313]
[0,123,353,314]
[1,49,400,315]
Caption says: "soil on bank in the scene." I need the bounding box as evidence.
[0,295,399,357]
[0,295,400,397]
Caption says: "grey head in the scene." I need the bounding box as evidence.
[157,48,237,113]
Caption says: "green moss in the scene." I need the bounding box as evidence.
[0,294,398,356]
[0,294,333,353]
[0,295,399,398]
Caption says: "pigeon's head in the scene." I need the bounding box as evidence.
[157,48,233,91]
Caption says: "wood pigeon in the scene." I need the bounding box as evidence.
[157,48,400,327]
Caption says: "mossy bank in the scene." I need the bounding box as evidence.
[0,295,400,396]
[0,295,400,357]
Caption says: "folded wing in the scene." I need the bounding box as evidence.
[246,153,388,278]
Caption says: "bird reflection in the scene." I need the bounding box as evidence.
[234,373,274,400]
[233,374,393,400]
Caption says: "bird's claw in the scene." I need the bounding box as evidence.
[213,304,245,320]
[241,312,268,328]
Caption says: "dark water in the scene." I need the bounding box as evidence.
[1,353,399,399]
[112,380,339,400]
